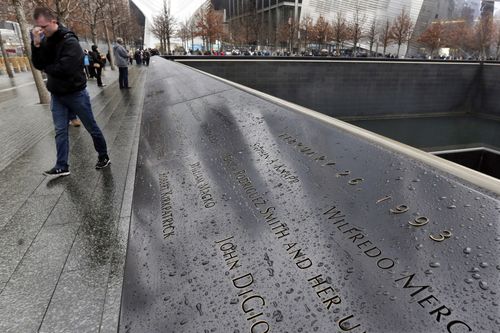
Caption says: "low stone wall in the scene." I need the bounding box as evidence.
[480,63,500,116]
[177,59,485,119]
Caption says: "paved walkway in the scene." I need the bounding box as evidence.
[0,65,146,332]
[0,69,119,172]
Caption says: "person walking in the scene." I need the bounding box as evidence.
[143,49,150,66]
[31,7,110,176]
[134,49,142,65]
[83,49,91,78]
[113,37,130,89]
[90,45,105,87]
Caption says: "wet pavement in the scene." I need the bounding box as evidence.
[0,69,119,172]
[0,66,146,332]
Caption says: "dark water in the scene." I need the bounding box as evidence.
[349,115,500,151]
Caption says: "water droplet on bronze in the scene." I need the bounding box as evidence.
[479,281,489,290]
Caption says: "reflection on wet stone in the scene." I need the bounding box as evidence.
[119,57,500,333]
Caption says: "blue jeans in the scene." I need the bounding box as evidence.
[118,66,128,88]
[50,89,108,169]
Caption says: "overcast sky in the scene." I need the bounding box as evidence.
[134,0,205,22]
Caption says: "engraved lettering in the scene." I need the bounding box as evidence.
[251,321,270,333]
[338,314,365,332]
[159,172,175,239]
[241,295,266,313]
[447,321,472,333]
[395,273,431,297]
[216,236,241,271]
[233,273,254,289]
[190,161,217,208]
[429,305,451,322]
[308,274,342,310]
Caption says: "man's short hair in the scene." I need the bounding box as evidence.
[116,37,123,44]
[33,7,56,21]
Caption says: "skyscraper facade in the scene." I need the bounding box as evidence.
[300,0,425,56]
[217,0,489,56]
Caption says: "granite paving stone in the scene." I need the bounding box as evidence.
[0,223,80,333]
[0,67,146,332]
[0,194,61,288]
[37,266,110,333]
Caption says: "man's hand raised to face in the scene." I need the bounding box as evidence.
[32,27,43,47]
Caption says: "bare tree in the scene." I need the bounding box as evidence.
[0,3,15,77]
[277,18,297,52]
[187,17,197,52]
[417,20,446,58]
[12,0,50,103]
[151,0,176,54]
[79,0,105,45]
[475,13,493,60]
[29,0,80,25]
[102,14,115,69]
[331,12,348,56]
[494,21,500,59]
[366,19,378,56]
[177,20,190,52]
[390,8,414,57]
[107,0,127,40]
[446,20,473,58]
[0,33,15,78]
[379,19,392,56]
[299,14,314,52]
[195,3,223,52]
[314,15,330,51]
[246,0,262,47]
[107,0,136,45]
[348,5,364,56]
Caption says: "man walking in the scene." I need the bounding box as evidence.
[31,7,110,177]
[113,38,130,89]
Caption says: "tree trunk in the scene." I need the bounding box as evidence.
[13,0,50,104]
[397,43,401,57]
[0,33,15,78]
[55,0,64,24]
[103,21,115,70]
[167,35,171,54]
[91,26,98,46]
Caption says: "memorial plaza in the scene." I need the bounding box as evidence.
[0,54,499,333]
[0,0,499,332]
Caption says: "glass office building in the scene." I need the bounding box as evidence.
[216,0,487,56]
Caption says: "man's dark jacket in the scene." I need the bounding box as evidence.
[32,25,86,95]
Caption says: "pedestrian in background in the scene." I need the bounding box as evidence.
[83,49,91,78]
[90,45,105,87]
[134,49,142,65]
[31,7,110,176]
[113,37,130,89]
[143,48,150,66]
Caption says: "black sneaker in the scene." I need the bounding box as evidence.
[96,156,111,169]
[43,167,70,177]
